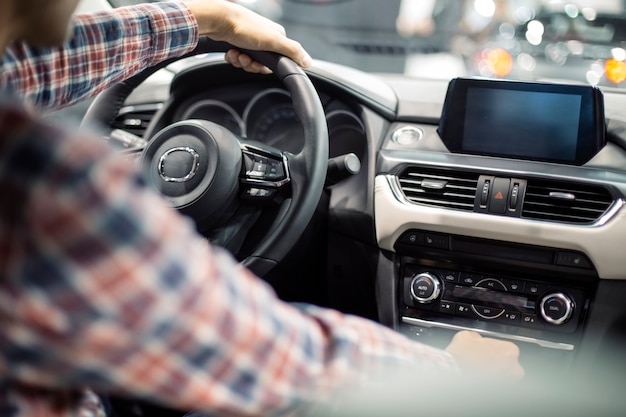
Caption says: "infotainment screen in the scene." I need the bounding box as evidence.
[438,78,606,165]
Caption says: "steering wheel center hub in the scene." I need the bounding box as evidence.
[142,120,242,228]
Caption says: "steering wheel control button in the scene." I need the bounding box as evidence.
[540,293,575,325]
[244,188,276,199]
[410,273,442,304]
[242,147,288,184]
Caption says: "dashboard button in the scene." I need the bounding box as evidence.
[502,278,525,293]
[476,278,506,291]
[439,300,456,314]
[497,311,521,325]
[459,272,481,286]
[526,282,549,296]
[556,251,591,268]
[400,231,424,246]
[540,292,575,325]
[409,273,442,304]
[439,270,459,284]
[488,177,510,214]
[520,313,544,330]
[455,302,473,318]
[423,233,449,249]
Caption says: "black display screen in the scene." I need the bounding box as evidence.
[438,78,606,165]
[450,285,531,310]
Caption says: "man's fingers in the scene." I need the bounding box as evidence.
[224,50,272,74]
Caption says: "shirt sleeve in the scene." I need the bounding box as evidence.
[0,2,198,112]
[0,109,457,417]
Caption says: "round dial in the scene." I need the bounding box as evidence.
[539,292,575,325]
[409,272,442,304]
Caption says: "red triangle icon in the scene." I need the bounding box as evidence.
[495,191,504,200]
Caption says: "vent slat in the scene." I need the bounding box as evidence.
[398,167,479,212]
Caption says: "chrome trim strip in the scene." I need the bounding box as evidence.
[158,147,200,183]
[401,316,575,351]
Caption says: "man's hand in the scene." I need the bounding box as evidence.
[184,0,312,74]
[445,331,525,380]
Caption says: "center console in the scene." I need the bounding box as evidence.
[393,229,598,372]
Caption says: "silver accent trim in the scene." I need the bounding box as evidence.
[402,316,575,351]
[391,126,424,145]
[158,147,201,183]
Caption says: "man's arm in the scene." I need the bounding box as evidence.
[0,100,459,416]
[0,1,311,112]
[0,2,198,111]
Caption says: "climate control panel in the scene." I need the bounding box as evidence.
[402,265,586,335]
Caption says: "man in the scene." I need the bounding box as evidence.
[0,1,523,417]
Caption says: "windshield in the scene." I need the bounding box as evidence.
[109,0,626,88]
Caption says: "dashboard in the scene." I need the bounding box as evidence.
[115,55,626,405]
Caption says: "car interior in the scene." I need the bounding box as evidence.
[83,38,626,414]
[63,1,626,415]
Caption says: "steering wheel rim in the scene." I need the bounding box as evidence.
[82,37,328,277]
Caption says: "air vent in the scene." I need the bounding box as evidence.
[522,179,614,224]
[111,104,162,138]
[397,167,480,211]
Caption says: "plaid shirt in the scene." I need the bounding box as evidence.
[0,2,457,417]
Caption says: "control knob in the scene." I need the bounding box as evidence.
[539,292,575,325]
[409,272,442,304]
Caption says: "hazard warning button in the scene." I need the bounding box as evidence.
[488,177,511,214]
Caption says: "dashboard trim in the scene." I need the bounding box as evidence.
[401,317,575,351]
[374,175,626,280]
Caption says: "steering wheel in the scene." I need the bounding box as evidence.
[82,38,328,277]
